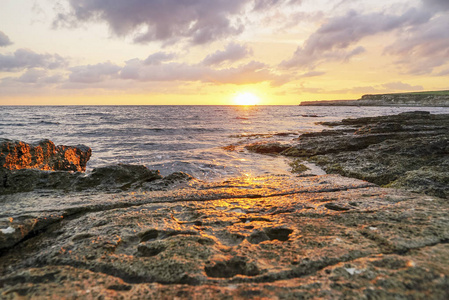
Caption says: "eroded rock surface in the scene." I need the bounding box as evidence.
[0,164,196,195]
[247,112,449,198]
[0,139,91,172]
[0,174,448,299]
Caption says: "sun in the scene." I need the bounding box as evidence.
[233,92,260,105]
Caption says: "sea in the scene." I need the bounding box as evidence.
[2,105,449,181]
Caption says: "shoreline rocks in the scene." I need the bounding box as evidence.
[1,174,448,298]
[0,164,196,194]
[1,113,449,298]
[0,139,91,172]
[247,111,449,199]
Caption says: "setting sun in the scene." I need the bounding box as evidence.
[233,92,260,105]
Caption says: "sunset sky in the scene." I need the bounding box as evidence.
[1,0,448,105]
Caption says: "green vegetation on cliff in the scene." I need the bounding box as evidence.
[301,90,449,106]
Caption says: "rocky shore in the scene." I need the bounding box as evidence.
[1,113,449,299]
[247,111,449,199]
[1,139,92,172]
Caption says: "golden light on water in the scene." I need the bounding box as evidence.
[233,92,260,106]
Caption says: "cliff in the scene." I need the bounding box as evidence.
[300,90,449,106]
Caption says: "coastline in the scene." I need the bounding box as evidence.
[1,111,449,299]
[300,90,449,107]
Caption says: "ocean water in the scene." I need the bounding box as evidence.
[2,105,449,181]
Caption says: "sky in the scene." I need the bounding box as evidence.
[0,0,448,105]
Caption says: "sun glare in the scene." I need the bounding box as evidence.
[233,92,260,105]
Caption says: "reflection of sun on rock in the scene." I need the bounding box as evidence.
[1,138,91,172]
[1,172,449,297]
[1,112,449,298]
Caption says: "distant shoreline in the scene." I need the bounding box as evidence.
[300,90,449,107]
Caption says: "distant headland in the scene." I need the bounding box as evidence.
[300,90,449,107]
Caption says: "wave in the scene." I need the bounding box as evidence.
[37,121,61,125]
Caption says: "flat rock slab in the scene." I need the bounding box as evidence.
[1,174,448,299]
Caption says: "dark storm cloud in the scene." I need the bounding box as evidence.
[202,43,252,66]
[0,31,12,47]
[55,0,247,45]
[69,62,122,83]
[0,49,67,71]
[281,8,431,69]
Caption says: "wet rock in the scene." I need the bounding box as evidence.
[76,164,162,191]
[247,112,449,198]
[0,164,173,194]
[0,139,91,172]
[245,142,290,154]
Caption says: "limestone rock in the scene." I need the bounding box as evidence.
[0,174,448,298]
[0,139,91,172]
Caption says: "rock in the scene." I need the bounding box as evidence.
[76,164,163,191]
[1,113,449,298]
[245,142,290,154]
[0,139,91,172]
[246,112,449,198]
[0,168,76,194]
[0,174,448,298]
[0,164,186,194]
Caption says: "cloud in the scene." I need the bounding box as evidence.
[0,49,67,71]
[144,52,177,65]
[253,0,302,11]
[436,68,449,76]
[281,8,431,70]
[120,58,287,86]
[298,71,326,78]
[385,16,449,75]
[210,61,290,86]
[15,69,63,84]
[381,81,424,91]
[0,31,13,47]
[0,68,64,91]
[425,0,449,11]
[202,43,252,66]
[329,81,424,95]
[55,0,248,45]
[17,69,48,83]
[69,62,122,83]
